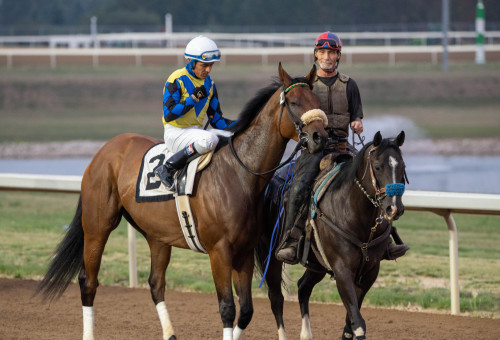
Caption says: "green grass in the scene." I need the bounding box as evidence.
[0,191,499,317]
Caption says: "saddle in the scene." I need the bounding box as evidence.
[135,143,214,254]
[136,143,213,202]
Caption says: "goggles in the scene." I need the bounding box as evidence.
[185,50,221,62]
[315,39,340,50]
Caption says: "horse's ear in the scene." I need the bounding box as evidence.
[305,64,317,83]
[395,131,405,147]
[278,62,292,87]
[373,131,382,146]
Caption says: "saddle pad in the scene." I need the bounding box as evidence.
[135,143,212,203]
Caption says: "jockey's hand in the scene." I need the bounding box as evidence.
[350,118,363,135]
[193,86,208,100]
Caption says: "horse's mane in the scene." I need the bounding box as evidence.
[329,137,403,191]
[216,76,312,150]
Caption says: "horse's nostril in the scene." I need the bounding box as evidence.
[387,205,397,217]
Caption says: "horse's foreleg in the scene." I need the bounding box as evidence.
[148,240,175,340]
[210,245,237,340]
[341,264,380,340]
[297,269,326,340]
[335,272,366,340]
[231,251,255,340]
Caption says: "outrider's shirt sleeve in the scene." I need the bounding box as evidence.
[162,79,196,123]
[346,78,364,121]
[207,85,237,129]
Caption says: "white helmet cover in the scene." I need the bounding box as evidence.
[184,36,221,62]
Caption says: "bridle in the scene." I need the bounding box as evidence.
[354,144,407,220]
[278,83,310,142]
[228,82,311,176]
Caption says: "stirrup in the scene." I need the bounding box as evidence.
[155,166,176,191]
[384,242,410,261]
[275,239,300,265]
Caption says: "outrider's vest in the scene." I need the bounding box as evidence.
[312,72,350,138]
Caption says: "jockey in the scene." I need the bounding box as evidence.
[155,36,236,190]
[275,31,409,264]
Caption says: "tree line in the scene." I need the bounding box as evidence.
[1,0,498,31]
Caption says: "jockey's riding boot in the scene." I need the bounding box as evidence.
[275,183,310,264]
[275,226,303,265]
[276,151,322,264]
[155,144,199,191]
[384,226,410,260]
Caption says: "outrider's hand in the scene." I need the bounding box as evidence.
[350,119,364,135]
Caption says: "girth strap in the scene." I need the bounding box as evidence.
[316,212,392,284]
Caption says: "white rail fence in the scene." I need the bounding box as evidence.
[2,45,500,68]
[1,172,499,315]
[1,31,500,48]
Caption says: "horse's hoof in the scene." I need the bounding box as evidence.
[168,336,177,340]
[342,332,353,339]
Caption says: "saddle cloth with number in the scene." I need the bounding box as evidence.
[135,143,212,203]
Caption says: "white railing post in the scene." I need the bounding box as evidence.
[127,223,138,288]
[444,211,460,315]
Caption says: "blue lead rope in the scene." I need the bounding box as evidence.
[258,157,297,288]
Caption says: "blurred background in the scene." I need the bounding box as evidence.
[1,0,499,319]
[1,0,499,193]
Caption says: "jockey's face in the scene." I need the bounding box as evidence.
[315,49,340,74]
[192,61,214,79]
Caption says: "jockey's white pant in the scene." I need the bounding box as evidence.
[163,124,224,154]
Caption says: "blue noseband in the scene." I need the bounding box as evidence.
[385,183,405,197]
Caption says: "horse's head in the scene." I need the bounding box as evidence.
[360,131,407,222]
[277,63,328,154]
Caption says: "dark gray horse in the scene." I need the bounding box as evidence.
[256,131,407,340]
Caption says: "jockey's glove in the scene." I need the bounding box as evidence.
[193,86,208,100]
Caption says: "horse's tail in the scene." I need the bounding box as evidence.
[35,196,84,302]
[254,230,271,280]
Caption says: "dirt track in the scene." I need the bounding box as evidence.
[1,278,498,340]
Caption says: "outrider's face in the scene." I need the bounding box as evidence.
[193,61,214,79]
[315,49,340,71]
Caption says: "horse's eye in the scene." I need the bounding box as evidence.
[374,164,381,171]
[290,101,297,106]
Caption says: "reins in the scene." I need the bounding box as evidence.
[228,136,303,176]
[229,82,311,176]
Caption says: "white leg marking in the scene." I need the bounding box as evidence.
[300,314,313,340]
[278,325,288,340]
[156,301,175,340]
[353,326,365,337]
[223,327,233,340]
[233,325,244,340]
[82,306,95,340]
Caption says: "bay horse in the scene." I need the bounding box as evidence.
[35,63,328,340]
[256,131,407,340]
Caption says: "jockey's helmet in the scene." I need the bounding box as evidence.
[314,31,342,52]
[184,36,221,65]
